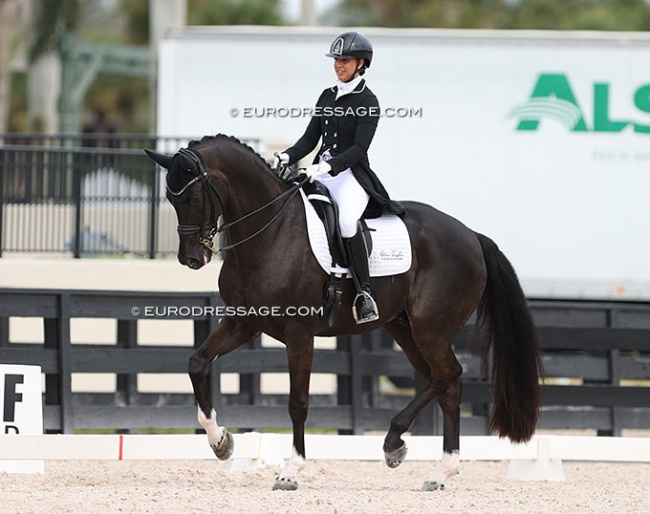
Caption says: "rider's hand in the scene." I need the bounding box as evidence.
[303,161,331,182]
[272,152,290,171]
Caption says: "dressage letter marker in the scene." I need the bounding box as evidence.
[0,365,44,473]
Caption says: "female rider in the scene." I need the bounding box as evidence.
[275,31,404,324]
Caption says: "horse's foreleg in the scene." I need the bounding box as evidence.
[273,338,314,491]
[188,316,259,459]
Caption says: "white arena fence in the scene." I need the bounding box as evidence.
[1,434,649,480]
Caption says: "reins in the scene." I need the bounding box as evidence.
[167,148,308,255]
[215,177,307,253]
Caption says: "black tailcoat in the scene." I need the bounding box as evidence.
[285,80,405,218]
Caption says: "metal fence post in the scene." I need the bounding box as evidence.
[72,147,83,258]
[148,159,159,259]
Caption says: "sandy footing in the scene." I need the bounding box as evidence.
[1,459,648,514]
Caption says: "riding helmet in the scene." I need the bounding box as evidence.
[326,31,373,70]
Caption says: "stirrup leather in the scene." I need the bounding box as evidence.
[352,290,379,323]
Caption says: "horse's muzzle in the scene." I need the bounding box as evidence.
[178,244,211,270]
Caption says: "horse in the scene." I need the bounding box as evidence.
[144,134,543,491]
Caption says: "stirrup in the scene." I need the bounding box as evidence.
[352,290,379,324]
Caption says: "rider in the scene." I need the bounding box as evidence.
[274,31,405,324]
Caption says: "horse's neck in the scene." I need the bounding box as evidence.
[217,157,301,259]
[220,162,284,222]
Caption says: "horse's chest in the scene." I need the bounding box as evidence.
[218,267,283,306]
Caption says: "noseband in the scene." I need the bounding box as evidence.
[167,147,307,254]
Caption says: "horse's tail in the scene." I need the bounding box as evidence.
[474,232,543,443]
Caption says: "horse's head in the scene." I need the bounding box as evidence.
[146,135,290,268]
[145,147,224,269]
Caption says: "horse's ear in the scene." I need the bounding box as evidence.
[144,149,174,169]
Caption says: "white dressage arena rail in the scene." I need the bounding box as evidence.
[0,434,648,480]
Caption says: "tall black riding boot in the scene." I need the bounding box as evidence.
[345,228,379,324]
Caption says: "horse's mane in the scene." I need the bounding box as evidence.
[188,134,275,174]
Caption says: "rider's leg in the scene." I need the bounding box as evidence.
[318,170,378,323]
[344,224,379,323]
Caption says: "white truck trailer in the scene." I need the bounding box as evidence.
[156,26,650,301]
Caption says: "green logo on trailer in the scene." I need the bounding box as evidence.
[508,73,650,133]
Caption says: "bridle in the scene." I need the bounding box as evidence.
[166,148,226,253]
[166,148,307,255]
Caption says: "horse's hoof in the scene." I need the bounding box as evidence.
[210,430,234,460]
[384,443,408,468]
[272,476,298,491]
[422,480,445,491]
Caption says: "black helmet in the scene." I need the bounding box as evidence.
[326,31,373,70]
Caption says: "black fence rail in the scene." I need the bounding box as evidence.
[0,288,648,435]
[0,134,258,257]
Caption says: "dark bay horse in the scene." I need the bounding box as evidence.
[145,134,542,491]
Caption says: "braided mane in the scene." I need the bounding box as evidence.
[188,134,273,172]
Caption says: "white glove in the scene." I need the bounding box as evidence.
[303,161,331,182]
[272,152,290,171]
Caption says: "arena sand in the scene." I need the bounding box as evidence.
[1,459,648,514]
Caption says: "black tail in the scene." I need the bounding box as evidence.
[473,232,543,443]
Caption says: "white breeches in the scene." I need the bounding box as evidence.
[317,168,370,238]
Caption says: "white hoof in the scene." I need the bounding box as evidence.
[423,451,459,491]
[273,449,306,491]
[273,475,299,491]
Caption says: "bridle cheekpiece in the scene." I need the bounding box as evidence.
[166,148,225,254]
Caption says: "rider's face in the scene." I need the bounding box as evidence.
[334,57,362,83]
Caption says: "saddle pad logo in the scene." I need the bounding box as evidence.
[379,249,405,261]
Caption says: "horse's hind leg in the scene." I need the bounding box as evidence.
[383,320,463,490]
[422,362,462,491]
[188,316,260,459]
[382,320,430,467]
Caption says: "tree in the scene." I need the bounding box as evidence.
[0,0,13,133]
[121,0,286,46]
[16,0,289,133]
[29,0,80,62]
[336,0,508,28]
[188,0,286,25]
[336,0,650,31]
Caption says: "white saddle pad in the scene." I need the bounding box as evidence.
[299,189,412,277]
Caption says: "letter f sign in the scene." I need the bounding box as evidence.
[3,374,24,422]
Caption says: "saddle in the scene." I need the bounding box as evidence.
[302,181,373,268]
[302,181,374,328]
